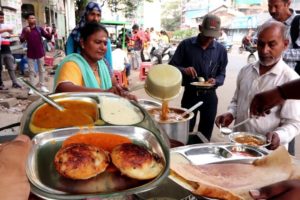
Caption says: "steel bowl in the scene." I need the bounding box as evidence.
[228,132,270,147]
[138,99,162,110]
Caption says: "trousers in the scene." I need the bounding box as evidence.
[27,57,45,86]
[181,88,218,144]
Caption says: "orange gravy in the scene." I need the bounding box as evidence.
[62,133,132,152]
[148,107,185,122]
[31,100,97,128]
[235,135,265,146]
[161,101,169,121]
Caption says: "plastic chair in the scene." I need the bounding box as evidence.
[44,56,54,66]
[139,62,152,80]
[113,70,128,87]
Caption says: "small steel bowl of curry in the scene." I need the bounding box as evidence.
[29,97,99,134]
[228,132,270,147]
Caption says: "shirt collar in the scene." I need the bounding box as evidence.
[284,9,296,26]
[252,58,285,76]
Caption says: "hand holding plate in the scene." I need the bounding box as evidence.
[215,112,234,128]
[266,132,280,150]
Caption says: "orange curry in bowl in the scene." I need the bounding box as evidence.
[30,100,98,134]
[234,135,265,147]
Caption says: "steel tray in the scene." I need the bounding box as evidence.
[26,126,169,199]
[137,143,268,200]
[171,143,268,199]
[20,92,169,145]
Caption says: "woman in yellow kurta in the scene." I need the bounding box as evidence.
[54,22,136,101]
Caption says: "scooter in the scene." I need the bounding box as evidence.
[219,41,233,53]
[239,44,257,64]
[150,43,176,65]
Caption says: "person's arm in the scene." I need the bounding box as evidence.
[226,69,243,119]
[0,135,32,200]
[41,27,52,40]
[169,41,187,73]
[250,179,300,200]
[213,47,228,86]
[0,27,13,34]
[19,28,29,43]
[250,79,300,116]
[55,61,136,101]
[271,97,300,146]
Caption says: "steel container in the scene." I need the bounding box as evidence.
[148,107,194,145]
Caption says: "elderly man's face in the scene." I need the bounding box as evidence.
[257,25,288,67]
[268,0,291,22]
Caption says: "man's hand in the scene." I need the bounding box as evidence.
[25,27,31,33]
[0,135,32,200]
[183,67,197,79]
[207,78,216,85]
[250,88,284,117]
[250,180,300,200]
[215,112,234,128]
[266,132,280,150]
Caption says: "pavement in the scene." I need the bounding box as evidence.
[0,47,299,159]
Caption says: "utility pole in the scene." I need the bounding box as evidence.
[207,0,209,13]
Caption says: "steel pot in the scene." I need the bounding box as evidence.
[147,107,194,145]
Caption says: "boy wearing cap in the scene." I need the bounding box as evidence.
[169,14,228,143]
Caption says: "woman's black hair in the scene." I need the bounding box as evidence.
[80,22,108,41]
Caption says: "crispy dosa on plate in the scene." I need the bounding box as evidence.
[170,146,293,200]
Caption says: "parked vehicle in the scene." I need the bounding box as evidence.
[219,40,233,53]
[239,44,257,64]
[150,43,176,65]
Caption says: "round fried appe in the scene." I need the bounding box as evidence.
[111,143,164,180]
[54,143,109,180]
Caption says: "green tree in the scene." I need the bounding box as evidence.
[75,0,89,23]
[107,0,153,19]
[161,0,181,31]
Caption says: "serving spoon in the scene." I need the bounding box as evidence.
[18,77,65,111]
[177,101,203,120]
[220,118,252,135]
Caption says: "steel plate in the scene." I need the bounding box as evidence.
[168,143,268,200]
[26,126,169,199]
[228,132,270,147]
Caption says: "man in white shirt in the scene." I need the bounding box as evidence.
[112,44,130,75]
[215,21,300,151]
[0,11,22,89]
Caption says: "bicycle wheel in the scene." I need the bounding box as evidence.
[247,54,256,64]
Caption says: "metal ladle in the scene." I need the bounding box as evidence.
[177,101,203,120]
[18,78,65,111]
[220,118,252,135]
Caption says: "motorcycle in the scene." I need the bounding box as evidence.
[219,40,233,53]
[239,44,257,64]
[150,43,176,65]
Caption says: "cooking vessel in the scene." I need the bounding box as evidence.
[144,64,182,101]
[147,107,194,145]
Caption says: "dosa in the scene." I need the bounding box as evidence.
[170,146,293,200]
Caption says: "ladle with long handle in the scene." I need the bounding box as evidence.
[220,117,252,135]
[18,78,65,111]
[179,101,203,119]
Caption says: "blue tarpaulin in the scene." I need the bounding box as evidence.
[229,16,258,29]
[235,0,262,5]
